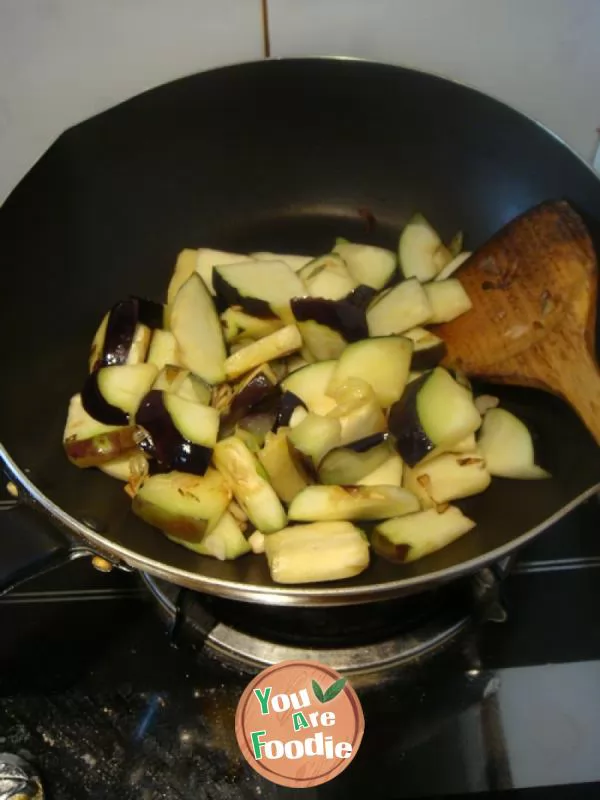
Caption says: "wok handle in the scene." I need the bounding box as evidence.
[0,500,91,596]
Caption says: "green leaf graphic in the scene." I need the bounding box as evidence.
[312,679,325,703]
[323,677,347,702]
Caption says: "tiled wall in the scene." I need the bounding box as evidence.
[1,0,599,203]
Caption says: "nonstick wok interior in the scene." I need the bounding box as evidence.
[1,58,599,604]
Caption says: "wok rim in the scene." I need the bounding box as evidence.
[3,442,599,606]
[1,56,599,605]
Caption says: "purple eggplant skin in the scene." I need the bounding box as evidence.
[411,341,447,371]
[212,270,276,319]
[343,432,388,453]
[273,391,307,431]
[388,373,434,467]
[344,284,378,311]
[131,296,165,329]
[100,299,139,368]
[226,371,280,427]
[290,297,368,342]
[81,370,129,426]
[135,390,212,476]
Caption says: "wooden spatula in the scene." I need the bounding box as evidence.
[435,200,600,444]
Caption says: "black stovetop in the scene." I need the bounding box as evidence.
[1,498,599,800]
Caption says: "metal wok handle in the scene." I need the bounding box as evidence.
[0,496,91,596]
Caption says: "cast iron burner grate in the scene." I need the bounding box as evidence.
[141,562,509,674]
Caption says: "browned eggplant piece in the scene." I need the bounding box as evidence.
[258,428,312,503]
[132,469,231,543]
[63,394,143,467]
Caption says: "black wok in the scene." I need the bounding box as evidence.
[1,58,599,606]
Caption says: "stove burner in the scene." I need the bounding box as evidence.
[141,563,509,674]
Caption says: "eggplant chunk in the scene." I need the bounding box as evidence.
[318,435,390,485]
[273,391,307,431]
[170,273,226,385]
[152,365,212,406]
[132,469,231,542]
[291,297,368,361]
[328,336,413,407]
[281,360,338,415]
[327,378,386,446]
[213,436,287,533]
[404,452,491,507]
[403,327,447,371]
[424,279,472,323]
[265,521,370,584]
[372,506,475,563]
[478,408,551,479]
[63,394,142,467]
[398,213,452,281]
[300,254,358,301]
[147,330,181,371]
[288,484,419,522]
[81,363,158,425]
[332,242,397,290]
[367,278,433,336]
[288,413,342,466]
[435,251,472,281]
[99,452,149,483]
[223,364,279,426]
[251,252,312,272]
[89,300,152,372]
[221,307,284,343]
[224,325,302,381]
[258,428,312,503]
[168,510,251,560]
[357,453,404,487]
[214,260,306,320]
[389,368,481,467]
[136,390,218,475]
[167,248,252,302]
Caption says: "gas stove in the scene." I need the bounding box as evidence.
[1,497,599,799]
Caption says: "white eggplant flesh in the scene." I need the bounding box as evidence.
[404,451,491,507]
[288,484,419,522]
[264,521,370,584]
[478,408,551,479]
[327,336,413,407]
[357,453,404,487]
[372,506,475,563]
[367,279,433,336]
[170,273,226,384]
[213,436,287,533]
[424,279,472,324]
[398,213,452,281]
[224,325,302,381]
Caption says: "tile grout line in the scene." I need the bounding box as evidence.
[261,0,271,58]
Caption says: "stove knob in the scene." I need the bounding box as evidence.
[0,753,43,800]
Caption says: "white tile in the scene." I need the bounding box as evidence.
[0,0,263,202]
[268,0,600,161]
